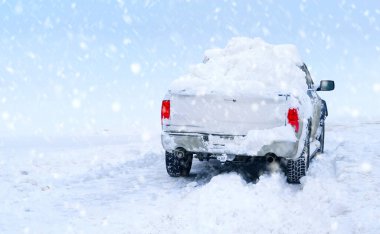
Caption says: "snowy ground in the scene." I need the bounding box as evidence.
[1,123,380,233]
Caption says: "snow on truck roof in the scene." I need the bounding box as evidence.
[170,37,308,96]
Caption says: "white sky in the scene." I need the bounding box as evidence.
[1,0,380,136]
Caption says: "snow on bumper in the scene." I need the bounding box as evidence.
[161,126,299,158]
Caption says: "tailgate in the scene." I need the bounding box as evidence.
[165,93,291,135]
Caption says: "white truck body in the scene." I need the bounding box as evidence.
[162,90,308,159]
[161,37,334,183]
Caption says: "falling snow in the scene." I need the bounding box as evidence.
[111,102,121,112]
[71,99,81,109]
[1,1,380,233]
[130,63,141,75]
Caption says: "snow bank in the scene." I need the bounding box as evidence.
[159,173,337,234]
[2,124,380,233]
[170,37,307,96]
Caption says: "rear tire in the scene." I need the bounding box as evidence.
[286,155,306,184]
[165,149,193,177]
[286,120,311,184]
[319,122,325,153]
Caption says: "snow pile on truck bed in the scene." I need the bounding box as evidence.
[170,37,308,96]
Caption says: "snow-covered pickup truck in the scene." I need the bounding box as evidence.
[161,38,334,183]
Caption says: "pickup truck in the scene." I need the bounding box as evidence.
[161,38,334,183]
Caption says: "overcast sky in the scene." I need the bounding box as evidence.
[1,0,379,137]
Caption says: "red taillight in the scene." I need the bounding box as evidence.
[287,108,299,133]
[161,100,170,124]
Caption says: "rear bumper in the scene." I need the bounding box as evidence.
[161,131,299,159]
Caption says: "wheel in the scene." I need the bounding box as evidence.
[286,155,306,184]
[305,131,311,169]
[319,121,325,153]
[165,149,193,177]
[286,120,311,184]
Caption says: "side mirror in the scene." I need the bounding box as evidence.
[317,80,335,91]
